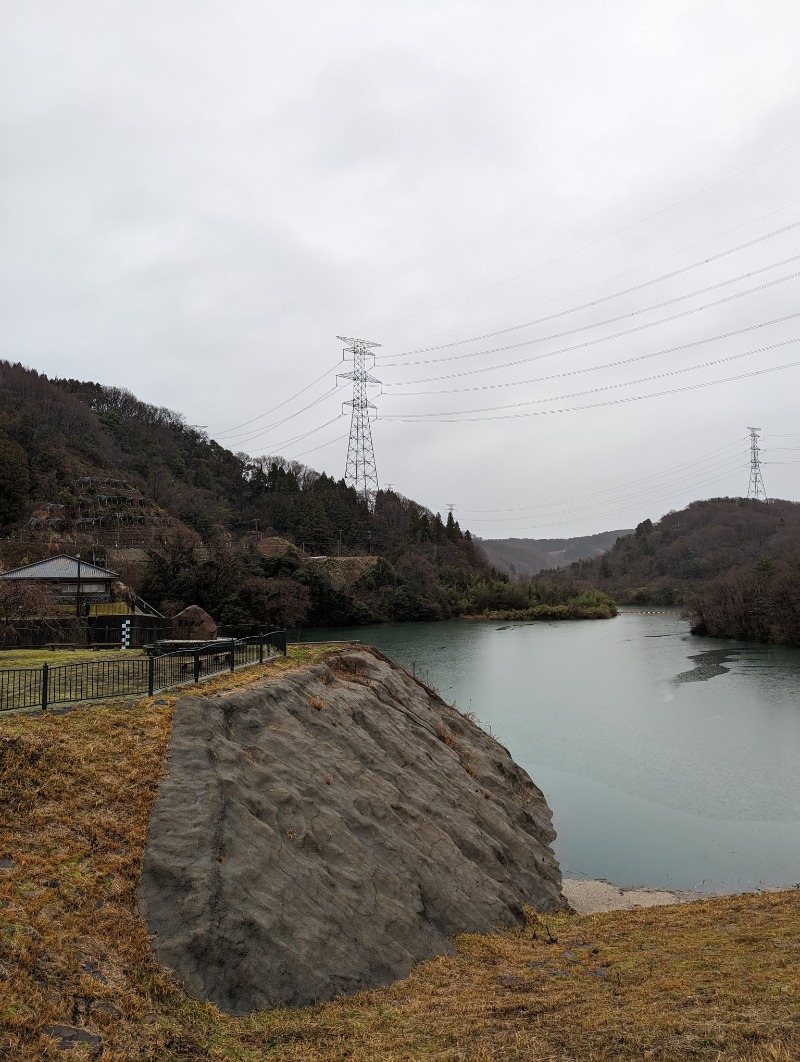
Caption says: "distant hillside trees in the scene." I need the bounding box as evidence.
[553,498,800,606]
[479,529,633,577]
[691,559,800,647]
[0,432,31,526]
[0,360,619,628]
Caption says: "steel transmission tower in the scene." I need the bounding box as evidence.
[337,336,381,505]
[746,426,768,502]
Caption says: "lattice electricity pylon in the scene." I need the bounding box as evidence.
[337,336,381,507]
[746,426,768,502]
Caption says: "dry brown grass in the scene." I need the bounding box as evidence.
[1,642,798,1060]
[0,647,147,669]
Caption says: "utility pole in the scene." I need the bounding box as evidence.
[337,336,381,508]
[75,553,82,619]
[747,427,768,502]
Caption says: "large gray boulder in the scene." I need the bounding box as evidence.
[171,604,217,641]
[138,648,564,1014]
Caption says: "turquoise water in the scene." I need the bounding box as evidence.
[296,611,800,892]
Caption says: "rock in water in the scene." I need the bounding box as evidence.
[138,648,564,1013]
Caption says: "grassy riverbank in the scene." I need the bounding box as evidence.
[1,647,797,1060]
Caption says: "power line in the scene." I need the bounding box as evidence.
[216,360,341,442]
[293,431,350,460]
[384,313,800,398]
[467,472,748,528]
[381,260,800,370]
[223,385,342,449]
[470,452,748,518]
[381,337,800,420]
[213,343,340,435]
[256,414,343,454]
[382,357,800,423]
[386,220,800,358]
[468,466,750,532]
[366,135,800,330]
[381,271,800,387]
[378,198,800,349]
[459,439,747,514]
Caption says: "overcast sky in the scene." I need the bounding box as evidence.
[2,1,799,538]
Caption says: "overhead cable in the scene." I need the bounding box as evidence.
[384,312,800,397]
[382,271,800,386]
[293,431,350,460]
[366,135,800,330]
[381,338,800,419]
[216,360,341,439]
[465,467,748,532]
[464,461,748,526]
[378,198,800,348]
[459,439,747,513]
[381,259,800,369]
[388,221,800,357]
[381,358,800,423]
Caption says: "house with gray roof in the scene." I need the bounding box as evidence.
[0,555,119,608]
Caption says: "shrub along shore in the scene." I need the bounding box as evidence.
[1,647,797,1060]
[464,588,618,622]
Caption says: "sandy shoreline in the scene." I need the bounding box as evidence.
[562,877,710,914]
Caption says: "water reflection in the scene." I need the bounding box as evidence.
[674,647,738,683]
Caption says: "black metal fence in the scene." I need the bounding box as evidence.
[0,617,173,650]
[0,617,279,650]
[0,631,287,714]
[88,618,172,649]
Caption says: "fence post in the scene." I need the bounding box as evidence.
[229,641,235,672]
[193,650,201,684]
[41,663,49,712]
[259,638,264,664]
[148,655,155,697]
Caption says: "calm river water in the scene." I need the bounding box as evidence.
[296,610,800,893]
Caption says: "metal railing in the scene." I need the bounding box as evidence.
[0,631,287,714]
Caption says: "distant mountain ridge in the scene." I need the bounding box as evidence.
[546,497,800,609]
[478,530,633,577]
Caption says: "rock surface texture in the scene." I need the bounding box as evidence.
[138,647,563,1014]
[170,604,218,641]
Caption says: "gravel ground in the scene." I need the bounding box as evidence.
[562,877,706,914]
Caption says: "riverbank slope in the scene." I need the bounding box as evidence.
[1,647,798,1059]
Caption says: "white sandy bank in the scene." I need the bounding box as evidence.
[562,878,706,914]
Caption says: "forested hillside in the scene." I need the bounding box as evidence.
[546,497,800,645]
[479,529,632,577]
[0,360,607,627]
[554,498,800,603]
